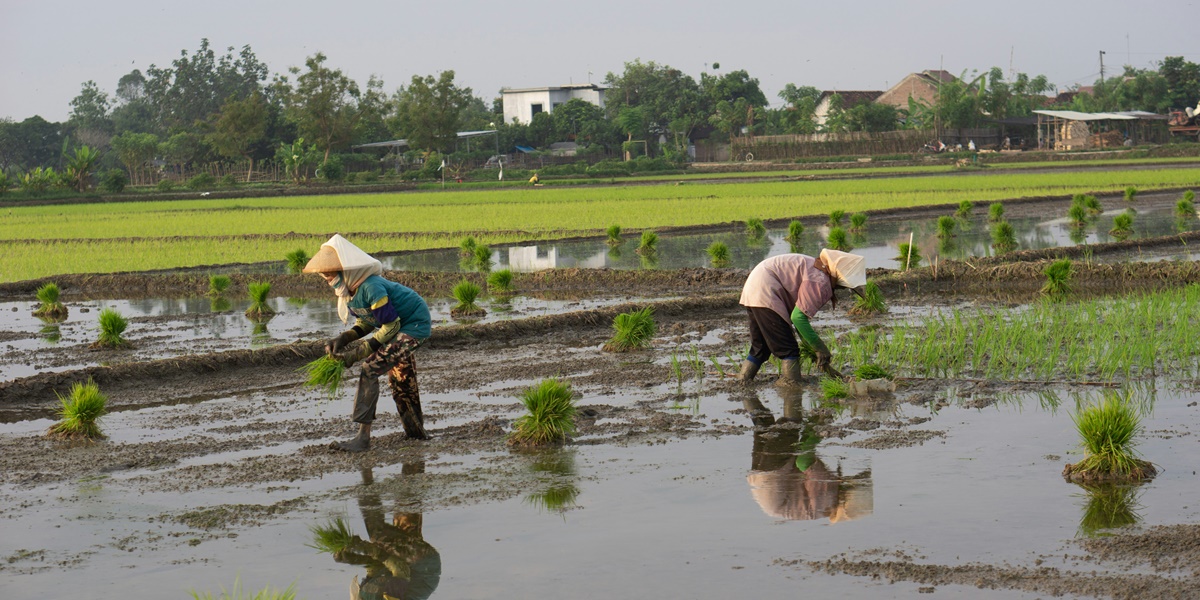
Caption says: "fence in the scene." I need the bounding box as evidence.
[728,128,1002,160]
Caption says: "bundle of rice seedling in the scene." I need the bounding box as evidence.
[826,227,851,251]
[606,224,622,245]
[786,220,804,244]
[307,517,355,554]
[488,269,515,294]
[707,241,730,266]
[988,202,1005,222]
[93,308,130,348]
[1063,392,1156,482]
[1041,259,1073,297]
[284,249,309,274]
[896,242,922,270]
[1124,186,1138,202]
[819,375,850,399]
[936,215,957,239]
[853,364,893,380]
[208,275,232,297]
[827,210,845,227]
[1082,194,1102,215]
[300,355,347,399]
[991,221,1017,253]
[459,235,478,257]
[473,244,493,272]
[1067,202,1089,227]
[745,217,766,239]
[849,213,868,231]
[1109,211,1134,240]
[451,279,486,318]
[955,200,973,219]
[1176,191,1195,219]
[33,282,68,319]
[603,306,655,352]
[47,379,107,439]
[189,579,297,600]
[245,281,275,318]
[848,281,887,315]
[508,378,577,447]
[637,231,658,255]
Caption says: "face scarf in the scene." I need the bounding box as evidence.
[320,234,383,323]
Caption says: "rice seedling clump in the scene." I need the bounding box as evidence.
[988,202,1005,222]
[451,279,486,318]
[189,579,298,600]
[33,282,68,319]
[245,281,275,318]
[955,200,972,219]
[603,306,655,352]
[208,274,232,297]
[1082,194,1102,214]
[47,379,107,439]
[991,220,1017,253]
[473,244,493,272]
[848,281,887,315]
[92,308,130,348]
[936,215,957,239]
[819,375,850,399]
[487,269,514,294]
[1176,190,1195,219]
[849,212,868,231]
[853,364,893,380]
[459,235,477,257]
[1041,258,1073,298]
[300,355,347,399]
[745,217,766,239]
[1067,202,1089,227]
[1124,186,1138,202]
[307,517,355,554]
[508,378,577,447]
[606,224,622,245]
[637,230,658,255]
[284,249,309,274]
[826,227,851,251]
[1109,211,1134,240]
[896,243,922,270]
[1063,392,1156,482]
[786,220,804,243]
[707,241,730,266]
[827,209,845,227]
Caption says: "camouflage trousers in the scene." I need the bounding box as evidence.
[351,334,428,439]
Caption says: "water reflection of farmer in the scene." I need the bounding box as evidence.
[337,465,442,600]
[742,392,872,522]
[737,250,867,385]
[303,234,433,451]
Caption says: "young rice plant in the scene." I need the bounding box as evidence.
[819,375,850,399]
[826,227,851,251]
[637,230,658,254]
[707,241,730,266]
[896,242,922,270]
[189,579,297,600]
[1124,186,1138,202]
[1176,191,1195,219]
[487,269,514,294]
[853,364,893,380]
[473,244,493,272]
[827,209,845,227]
[33,282,68,319]
[1066,391,1155,481]
[745,217,766,239]
[849,212,868,231]
[1082,194,1102,215]
[300,355,347,399]
[459,235,477,257]
[1041,258,1073,298]
[1110,211,1134,239]
[988,202,1005,222]
[94,308,130,348]
[991,220,1017,253]
[936,215,957,239]
[508,378,577,447]
[245,281,275,318]
[47,379,107,439]
[1067,202,1089,227]
[284,249,309,274]
[208,274,232,297]
[451,279,485,317]
[955,200,972,219]
[606,224,622,245]
[603,306,655,352]
[786,220,804,244]
[848,281,887,315]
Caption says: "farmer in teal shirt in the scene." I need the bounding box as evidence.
[304,234,433,451]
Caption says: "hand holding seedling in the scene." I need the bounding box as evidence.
[326,329,361,355]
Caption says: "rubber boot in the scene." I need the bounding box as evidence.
[776,358,803,387]
[331,423,371,452]
[736,360,761,384]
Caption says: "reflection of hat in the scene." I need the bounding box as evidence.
[820,248,867,288]
[303,245,342,273]
[829,479,874,524]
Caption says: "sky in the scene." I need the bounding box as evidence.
[3,0,1197,123]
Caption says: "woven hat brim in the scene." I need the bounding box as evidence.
[302,246,342,273]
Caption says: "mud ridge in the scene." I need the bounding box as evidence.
[876,258,1200,293]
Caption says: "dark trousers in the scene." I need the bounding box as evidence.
[352,334,428,438]
[746,307,799,365]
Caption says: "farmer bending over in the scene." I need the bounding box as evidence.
[737,249,866,385]
[304,234,433,451]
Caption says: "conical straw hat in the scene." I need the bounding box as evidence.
[302,245,342,273]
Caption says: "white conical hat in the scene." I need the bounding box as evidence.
[819,248,866,288]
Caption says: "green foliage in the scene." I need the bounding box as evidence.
[604,306,655,352]
[452,279,483,314]
[1110,211,1134,239]
[245,281,275,318]
[473,244,493,272]
[955,200,973,219]
[33,282,67,319]
[1071,392,1148,478]
[221,173,238,188]
[707,241,730,266]
[1041,259,1073,297]
[300,355,346,399]
[96,308,129,348]
[186,173,216,190]
[508,378,577,446]
[991,221,1017,253]
[1123,186,1138,202]
[637,230,658,254]
[63,145,102,192]
[276,138,321,184]
[307,517,355,554]
[99,169,127,193]
[819,376,850,399]
[849,212,868,231]
[284,249,309,274]
[318,156,344,182]
[606,224,622,245]
[487,269,514,294]
[19,167,59,195]
[786,220,804,243]
[1176,193,1196,219]
[189,579,297,600]
[745,217,766,239]
[826,227,851,251]
[1082,194,1102,215]
[1067,202,1089,227]
[936,215,957,239]
[459,235,477,257]
[988,202,1005,222]
[0,172,8,196]
[208,275,232,296]
[47,379,107,439]
[156,179,176,192]
[896,242,922,270]
[853,364,893,380]
[827,209,845,227]
[848,281,888,315]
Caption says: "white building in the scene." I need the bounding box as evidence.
[501,84,607,125]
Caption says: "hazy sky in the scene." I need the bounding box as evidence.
[3,0,1196,122]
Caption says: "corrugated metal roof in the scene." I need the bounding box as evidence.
[353,130,498,149]
[1034,110,1137,121]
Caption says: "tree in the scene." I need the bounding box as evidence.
[391,71,474,153]
[144,39,269,131]
[604,60,708,148]
[208,93,269,180]
[1160,56,1200,110]
[63,145,102,192]
[111,131,160,185]
[822,93,849,133]
[68,81,113,135]
[845,102,899,132]
[616,106,646,159]
[777,84,821,134]
[702,69,768,108]
[0,116,65,172]
[280,52,362,163]
[710,98,754,142]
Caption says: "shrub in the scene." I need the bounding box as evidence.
[220,173,237,187]
[245,281,275,318]
[1065,392,1155,481]
[95,308,130,348]
[300,355,347,399]
[606,224,622,245]
[745,217,766,239]
[603,306,655,352]
[284,249,309,274]
[47,379,107,439]
[451,279,485,317]
[319,157,344,182]
[896,242,922,270]
[826,227,851,251]
[786,220,804,243]
[186,173,216,190]
[707,241,730,266]
[1124,186,1137,202]
[936,215,956,239]
[991,221,1017,253]
[988,202,1005,222]
[854,364,893,380]
[99,169,128,193]
[637,231,658,255]
[1041,259,1073,297]
[508,378,577,447]
[33,282,68,319]
[955,200,972,219]
[208,275,232,296]
[19,167,58,195]
[488,269,514,294]
[848,281,887,315]
[156,179,176,192]
[827,209,845,227]
[849,213,868,231]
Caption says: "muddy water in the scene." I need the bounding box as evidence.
[381,205,1196,274]
[2,380,1197,598]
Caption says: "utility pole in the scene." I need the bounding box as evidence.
[1099,50,1106,102]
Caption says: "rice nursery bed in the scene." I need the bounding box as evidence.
[3,255,1200,599]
